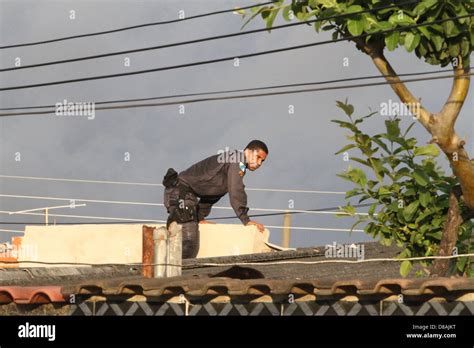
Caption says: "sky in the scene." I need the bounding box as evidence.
[0,0,473,247]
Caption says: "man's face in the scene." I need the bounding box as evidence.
[244,148,267,171]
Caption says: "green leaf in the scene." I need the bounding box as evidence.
[413,169,430,186]
[400,260,413,277]
[316,0,337,8]
[378,186,391,196]
[351,157,371,167]
[389,12,415,26]
[374,21,392,32]
[403,201,420,222]
[347,19,364,36]
[314,19,323,32]
[413,0,438,16]
[282,5,293,22]
[370,158,386,179]
[349,167,368,187]
[385,119,401,138]
[345,188,363,199]
[457,256,468,272]
[413,144,440,157]
[404,32,421,52]
[442,17,460,38]
[332,120,358,131]
[431,35,444,51]
[322,24,336,31]
[385,31,400,51]
[419,192,433,208]
[241,6,269,30]
[417,25,431,39]
[344,204,356,216]
[335,100,354,117]
[347,5,363,14]
[368,203,378,217]
[372,137,390,154]
[461,37,470,57]
[448,42,460,58]
[265,7,280,31]
[350,219,365,233]
[335,144,356,155]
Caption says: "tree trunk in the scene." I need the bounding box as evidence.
[431,186,464,276]
[348,36,474,274]
[350,36,474,211]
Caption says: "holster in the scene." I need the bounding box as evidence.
[165,174,197,228]
[162,168,178,188]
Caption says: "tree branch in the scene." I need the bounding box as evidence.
[440,56,471,128]
[348,35,433,131]
[349,36,474,211]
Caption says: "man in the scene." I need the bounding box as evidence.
[162,140,268,259]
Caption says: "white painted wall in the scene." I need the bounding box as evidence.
[18,224,271,267]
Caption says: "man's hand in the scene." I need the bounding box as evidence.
[199,219,216,224]
[246,220,265,233]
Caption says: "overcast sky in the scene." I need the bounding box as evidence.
[0,0,473,247]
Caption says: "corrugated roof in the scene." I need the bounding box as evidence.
[1,242,473,304]
[1,276,473,304]
[61,276,474,298]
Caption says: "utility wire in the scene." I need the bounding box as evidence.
[0,67,460,111]
[0,13,471,92]
[0,193,371,216]
[1,253,473,266]
[0,174,346,194]
[211,203,373,220]
[0,1,419,72]
[0,228,24,233]
[1,72,471,117]
[0,202,373,225]
[0,1,277,49]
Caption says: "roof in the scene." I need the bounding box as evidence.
[0,242,473,306]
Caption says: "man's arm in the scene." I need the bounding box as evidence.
[197,196,221,222]
[227,163,251,225]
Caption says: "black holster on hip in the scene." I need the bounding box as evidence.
[163,168,197,227]
[162,167,179,188]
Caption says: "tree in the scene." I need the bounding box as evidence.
[332,101,473,277]
[241,0,473,275]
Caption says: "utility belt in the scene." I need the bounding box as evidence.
[163,168,197,227]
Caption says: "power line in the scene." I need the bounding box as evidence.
[1,72,471,117]
[0,1,277,49]
[0,200,373,223]
[0,67,458,111]
[0,174,346,194]
[0,208,368,233]
[0,229,24,233]
[197,253,474,267]
[210,203,374,219]
[0,1,419,72]
[2,253,473,266]
[0,193,372,216]
[1,14,471,92]
[0,210,166,224]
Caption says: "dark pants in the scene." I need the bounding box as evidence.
[163,185,200,259]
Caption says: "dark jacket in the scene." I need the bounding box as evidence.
[178,151,250,225]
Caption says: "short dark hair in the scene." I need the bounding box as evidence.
[245,140,269,154]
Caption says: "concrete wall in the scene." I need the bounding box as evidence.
[18,224,271,267]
